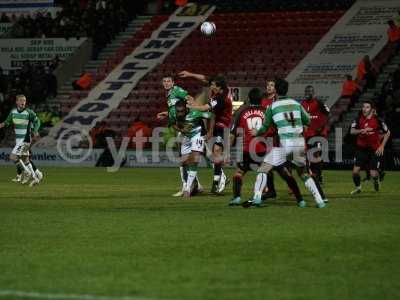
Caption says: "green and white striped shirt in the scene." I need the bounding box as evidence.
[169,109,212,138]
[167,85,189,127]
[4,108,40,143]
[257,96,310,140]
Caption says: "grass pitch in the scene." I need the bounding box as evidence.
[0,167,399,300]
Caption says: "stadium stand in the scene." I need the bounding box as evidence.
[164,0,355,12]
[0,0,149,145]
[3,0,386,149]
[97,9,345,137]
[328,48,400,149]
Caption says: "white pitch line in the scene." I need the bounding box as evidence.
[0,290,158,300]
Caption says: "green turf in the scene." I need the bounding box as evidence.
[0,167,399,300]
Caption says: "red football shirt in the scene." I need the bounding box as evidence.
[231,105,276,153]
[209,89,233,129]
[351,114,388,151]
[261,96,275,110]
[301,98,329,139]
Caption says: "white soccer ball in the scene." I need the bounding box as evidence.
[200,22,216,36]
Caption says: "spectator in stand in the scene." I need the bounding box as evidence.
[127,115,152,149]
[72,72,92,90]
[357,55,377,89]
[6,0,143,56]
[0,67,8,103]
[90,121,108,148]
[49,55,61,71]
[375,65,400,118]
[175,0,188,7]
[45,66,58,98]
[92,121,119,167]
[387,20,400,53]
[29,64,48,104]
[341,74,361,104]
[0,12,10,22]
[37,105,61,130]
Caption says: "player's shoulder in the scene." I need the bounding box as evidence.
[299,98,307,106]
[191,109,209,117]
[173,85,187,93]
[240,105,262,117]
[272,97,298,108]
[26,108,38,116]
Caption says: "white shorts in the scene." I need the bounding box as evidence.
[180,134,205,156]
[12,140,31,156]
[264,138,306,167]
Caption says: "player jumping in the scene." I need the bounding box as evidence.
[156,75,203,196]
[350,100,390,194]
[179,71,232,195]
[249,79,327,208]
[169,100,213,197]
[0,95,43,186]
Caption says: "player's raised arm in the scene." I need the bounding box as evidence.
[157,111,169,120]
[178,70,208,83]
[188,101,211,112]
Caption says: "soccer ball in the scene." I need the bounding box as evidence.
[200,22,216,36]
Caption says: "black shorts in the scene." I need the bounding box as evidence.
[213,126,225,147]
[354,148,381,170]
[237,151,266,173]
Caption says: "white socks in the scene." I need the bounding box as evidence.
[185,171,197,192]
[254,173,267,199]
[18,159,30,174]
[304,177,323,205]
[26,163,38,180]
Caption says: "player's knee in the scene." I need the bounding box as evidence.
[352,167,360,176]
[234,170,244,178]
[180,155,190,165]
[257,163,272,173]
[370,170,379,178]
[190,151,201,164]
[213,144,223,155]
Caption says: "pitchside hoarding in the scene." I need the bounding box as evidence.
[0,0,59,16]
[0,38,86,70]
